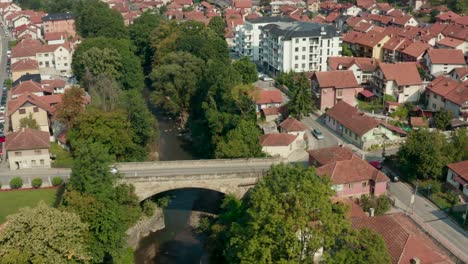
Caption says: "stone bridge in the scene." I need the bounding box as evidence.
[117,158,285,201]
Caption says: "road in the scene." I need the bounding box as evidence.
[386,174,468,262]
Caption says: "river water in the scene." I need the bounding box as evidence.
[134,116,222,263]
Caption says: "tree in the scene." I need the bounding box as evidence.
[79,47,123,80]
[76,0,127,39]
[68,109,138,161]
[0,202,90,263]
[128,12,161,73]
[56,86,86,129]
[391,105,409,120]
[360,194,392,216]
[19,113,40,129]
[397,129,450,180]
[434,109,453,130]
[215,120,264,158]
[86,73,121,112]
[446,129,468,162]
[233,57,258,84]
[208,16,226,38]
[150,51,204,126]
[275,70,296,88]
[288,73,314,119]
[342,43,353,56]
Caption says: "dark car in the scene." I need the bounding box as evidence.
[369,161,383,170]
[387,172,399,182]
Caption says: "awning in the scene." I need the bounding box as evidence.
[359,90,374,98]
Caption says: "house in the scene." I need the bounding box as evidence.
[344,5,362,17]
[308,146,388,197]
[307,0,319,12]
[7,94,56,133]
[44,32,68,44]
[325,101,407,150]
[327,57,379,85]
[11,80,52,99]
[436,37,467,57]
[398,41,430,62]
[426,76,460,111]
[5,128,51,170]
[279,117,308,138]
[35,43,74,74]
[423,49,466,77]
[390,15,418,28]
[382,36,412,63]
[42,13,76,37]
[446,160,468,197]
[260,106,284,122]
[311,70,363,111]
[11,58,39,82]
[449,66,468,82]
[41,79,67,94]
[259,133,298,158]
[254,88,284,113]
[344,31,390,60]
[352,213,454,264]
[10,38,42,63]
[371,62,422,103]
[435,10,461,24]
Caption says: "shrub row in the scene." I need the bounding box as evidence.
[1,177,64,190]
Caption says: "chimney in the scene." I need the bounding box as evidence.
[369,208,375,217]
[410,258,421,264]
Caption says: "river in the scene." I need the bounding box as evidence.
[134,114,221,263]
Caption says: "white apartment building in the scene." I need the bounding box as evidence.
[235,17,296,61]
[259,22,342,73]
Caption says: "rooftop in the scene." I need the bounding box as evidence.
[259,133,297,146]
[447,160,468,181]
[313,70,359,88]
[326,101,379,136]
[262,21,340,39]
[5,128,50,151]
[427,49,465,65]
[378,62,422,86]
[42,13,74,22]
[279,117,308,132]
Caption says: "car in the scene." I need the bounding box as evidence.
[261,75,274,81]
[0,133,5,143]
[387,172,399,182]
[368,161,383,170]
[110,166,119,174]
[312,128,324,140]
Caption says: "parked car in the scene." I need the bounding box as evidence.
[0,133,5,143]
[110,166,119,174]
[261,75,274,81]
[387,172,399,182]
[369,161,383,170]
[312,128,324,140]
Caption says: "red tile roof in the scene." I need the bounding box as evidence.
[436,10,461,21]
[451,66,468,80]
[254,89,283,105]
[233,0,252,8]
[355,31,388,48]
[353,22,373,32]
[327,101,380,136]
[7,94,54,117]
[11,58,38,72]
[44,31,67,41]
[436,37,464,48]
[308,146,354,166]
[378,62,422,86]
[346,17,366,27]
[327,57,379,72]
[426,76,460,97]
[259,133,297,147]
[444,81,468,106]
[447,160,468,181]
[356,0,375,9]
[352,213,453,264]
[279,117,307,132]
[410,117,427,127]
[5,128,50,151]
[11,80,45,97]
[401,41,430,58]
[313,70,359,89]
[427,49,465,65]
[174,0,192,5]
[11,39,42,58]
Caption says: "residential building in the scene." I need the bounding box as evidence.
[11,80,51,98]
[352,213,454,264]
[449,66,468,82]
[253,88,284,113]
[259,133,298,158]
[235,16,296,61]
[311,70,363,111]
[343,30,390,60]
[259,21,342,73]
[371,62,422,103]
[398,41,430,62]
[7,94,56,133]
[42,13,76,36]
[423,49,466,76]
[426,76,461,111]
[35,43,74,74]
[436,37,467,56]
[10,38,42,64]
[308,146,388,197]
[325,101,407,150]
[5,128,51,170]
[270,1,296,16]
[327,56,379,85]
[382,36,412,63]
[279,117,308,138]
[446,160,468,197]
[11,58,39,82]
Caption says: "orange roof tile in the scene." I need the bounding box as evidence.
[5,128,50,151]
[11,58,38,71]
[313,70,359,89]
[279,117,307,132]
[427,49,465,65]
[254,89,283,105]
[259,133,297,146]
[326,101,380,136]
[379,62,422,86]
[447,160,468,181]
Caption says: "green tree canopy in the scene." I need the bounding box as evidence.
[233,57,258,84]
[0,202,90,264]
[434,109,453,130]
[288,73,314,119]
[19,113,40,130]
[208,16,226,38]
[79,47,123,80]
[215,120,264,158]
[76,0,127,39]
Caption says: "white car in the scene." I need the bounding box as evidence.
[110,166,119,174]
[261,75,274,81]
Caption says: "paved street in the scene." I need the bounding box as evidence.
[386,173,468,262]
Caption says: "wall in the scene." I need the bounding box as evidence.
[396,84,421,103]
[54,46,72,73]
[427,91,445,111]
[10,102,49,132]
[444,100,462,119]
[262,144,294,158]
[430,63,464,76]
[334,180,371,197]
[126,208,165,249]
[12,69,39,82]
[43,19,76,36]
[7,148,51,170]
[374,181,387,196]
[372,35,390,60]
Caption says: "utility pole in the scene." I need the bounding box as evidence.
[410,180,418,215]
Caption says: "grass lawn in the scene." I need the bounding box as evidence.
[357,98,384,113]
[0,188,57,223]
[50,142,74,168]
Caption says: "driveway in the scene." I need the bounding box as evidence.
[301,114,340,150]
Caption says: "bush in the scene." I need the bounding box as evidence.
[51,177,63,187]
[142,200,156,217]
[360,194,392,216]
[9,177,23,189]
[31,178,43,188]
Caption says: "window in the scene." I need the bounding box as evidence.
[39,62,43,66]
[361,181,367,188]
[40,159,44,165]
[295,64,298,69]
[348,183,353,189]
[337,89,343,96]
[19,108,26,114]
[302,63,305,68]
[302,38,306,41]
[45,53,49,57]
[432,103,436,109]
[295,39,299,43]
[295,55,298,60]
[33,107,39,112]
[295,47,299,52]
[34,150,42,155]
[302,47,306,51]
[15,152,22,157]
[31,160,36,166]
[302,55,305,60]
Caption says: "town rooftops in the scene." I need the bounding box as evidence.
[326,101,379,136]
[308,146,354,166]
[378,62,422,86]
[7,93,54,117]
[352,213,453,264]
[42,13,74,22]
[5,128,50,151]
[444,81,468,106]
[261,22,340,39]
[279,117,307,132]
[436,10,461,22]
[437,37,464,48]
[451,66,468,80]
[354,31,388,47]
[447,160,468,181]
[11,58,39,72]
[254,89,283,105]
[426,49,465,65]
[328,57,379,72]
[259,133,297,147]
[313,70,359,88]
[401,41,430,58]
[11,80,49,97]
